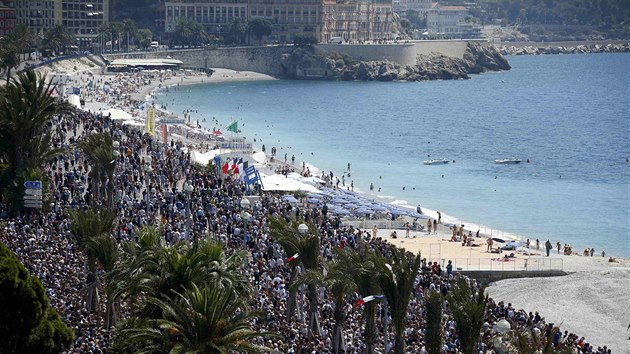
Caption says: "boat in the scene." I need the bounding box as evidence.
[423,159,450,165]
[494,158,522,164]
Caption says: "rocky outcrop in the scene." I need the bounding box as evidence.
[500,42,630,55]
[279,42,511,82]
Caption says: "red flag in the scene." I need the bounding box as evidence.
[287,253,299,262]
[222,162,229,174]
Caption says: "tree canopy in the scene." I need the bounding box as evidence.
[0,242,74,353]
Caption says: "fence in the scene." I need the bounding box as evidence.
[437,257,563,271]
[341,219,422,231]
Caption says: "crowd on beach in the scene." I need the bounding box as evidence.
[0,76,617,354]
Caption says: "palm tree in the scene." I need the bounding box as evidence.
[425,290,443,354]
[374,246,421,354]
[117,283,276,353]
[70,208,117,312]
[79,132,116,207]
[113,236,248,319]
[0,44,20,82]
[325,248,360,353]
[343,240,381,354]
[122,19,137,52]
[269,217,322,337]
[43,25,76,55]
[0,71,69,211]
[447,278,488,354]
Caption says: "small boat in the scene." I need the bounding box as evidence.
[494,158,522,164]
[423,159,450,165]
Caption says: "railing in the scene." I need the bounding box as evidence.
[438,257,564,271]
[341,219,422,231]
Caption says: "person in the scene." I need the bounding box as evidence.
[545,240,552,257]
[427,219,432,234]
[372,225,378,238]
[556,241,561,254]
[369,183,374,191]
[416,204,422,215]
[536,239,540,250]
[405,223,410,238]
[590,248,595,257]
[487,237,494,252]
[432,219,437,234]
[446,260,453,277]
[437,211,441,224]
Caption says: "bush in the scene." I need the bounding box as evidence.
[0,243,74,353]
[294,33,319,46]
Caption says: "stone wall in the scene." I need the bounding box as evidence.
[105,46,294,76]
[103,40,495,75]
[315,43,418,66]
[411,39,489,59]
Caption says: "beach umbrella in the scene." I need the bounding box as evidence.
[492,237,506,243]
[282,195,299,204]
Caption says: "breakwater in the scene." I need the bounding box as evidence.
[500,41,630,55]
[282,42,510,81]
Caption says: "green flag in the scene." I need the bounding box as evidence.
[226,121,238,133]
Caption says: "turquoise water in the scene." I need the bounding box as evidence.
[157,53,630,257]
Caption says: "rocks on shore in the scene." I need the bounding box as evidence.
[500,42,630,55]
[280,43,511,82]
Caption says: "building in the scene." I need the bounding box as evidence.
[248,0,324,43]
[57,0,109,49]
[426,3,468,38]
[394,0,431,14]
[12,0,108,49]
[13,0,55,36]
[164,0,248,34]
[0,1,17,37]
[164,0,394,44]
[322,0,394,43]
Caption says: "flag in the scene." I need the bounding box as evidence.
[230,163,239,174]
[287,253,299,262]
[222,162,229,174]
[226,121,238,133]
[354,295,384,308]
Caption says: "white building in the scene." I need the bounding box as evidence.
[426,3,468,37]
[395,0,431,14]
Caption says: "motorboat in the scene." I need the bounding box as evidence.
[494,158,522,164]
[423,159,450,165]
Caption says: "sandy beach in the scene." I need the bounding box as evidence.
[21,57,630,352]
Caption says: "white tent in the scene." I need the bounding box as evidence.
[103,108,133,120]
[67,94,81,108]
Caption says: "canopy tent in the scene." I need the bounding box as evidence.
[67,94,81,108]
[103,108,133,120]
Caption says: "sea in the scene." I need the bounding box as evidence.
[156,53,630,257]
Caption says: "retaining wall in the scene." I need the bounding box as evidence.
[316,43,418,66]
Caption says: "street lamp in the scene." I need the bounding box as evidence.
[185,182,194,213]
[240,197,251,210]
[240,210,251,247]
[298,223,308,235]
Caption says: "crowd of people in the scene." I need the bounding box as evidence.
[0,76,614,354]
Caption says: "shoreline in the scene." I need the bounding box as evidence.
[149,72,629,261]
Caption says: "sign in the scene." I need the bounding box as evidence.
[161,124,168,144]
[23,195,43,201]
[24,181,42,189]
[24,202,43,209]
[24,188,43,196]
[147,106,155,136]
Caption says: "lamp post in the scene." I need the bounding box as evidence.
[297,223,308,323]
[185,182,194,214]
[240,198,251,247]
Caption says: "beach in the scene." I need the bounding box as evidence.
[26,57,630,352]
